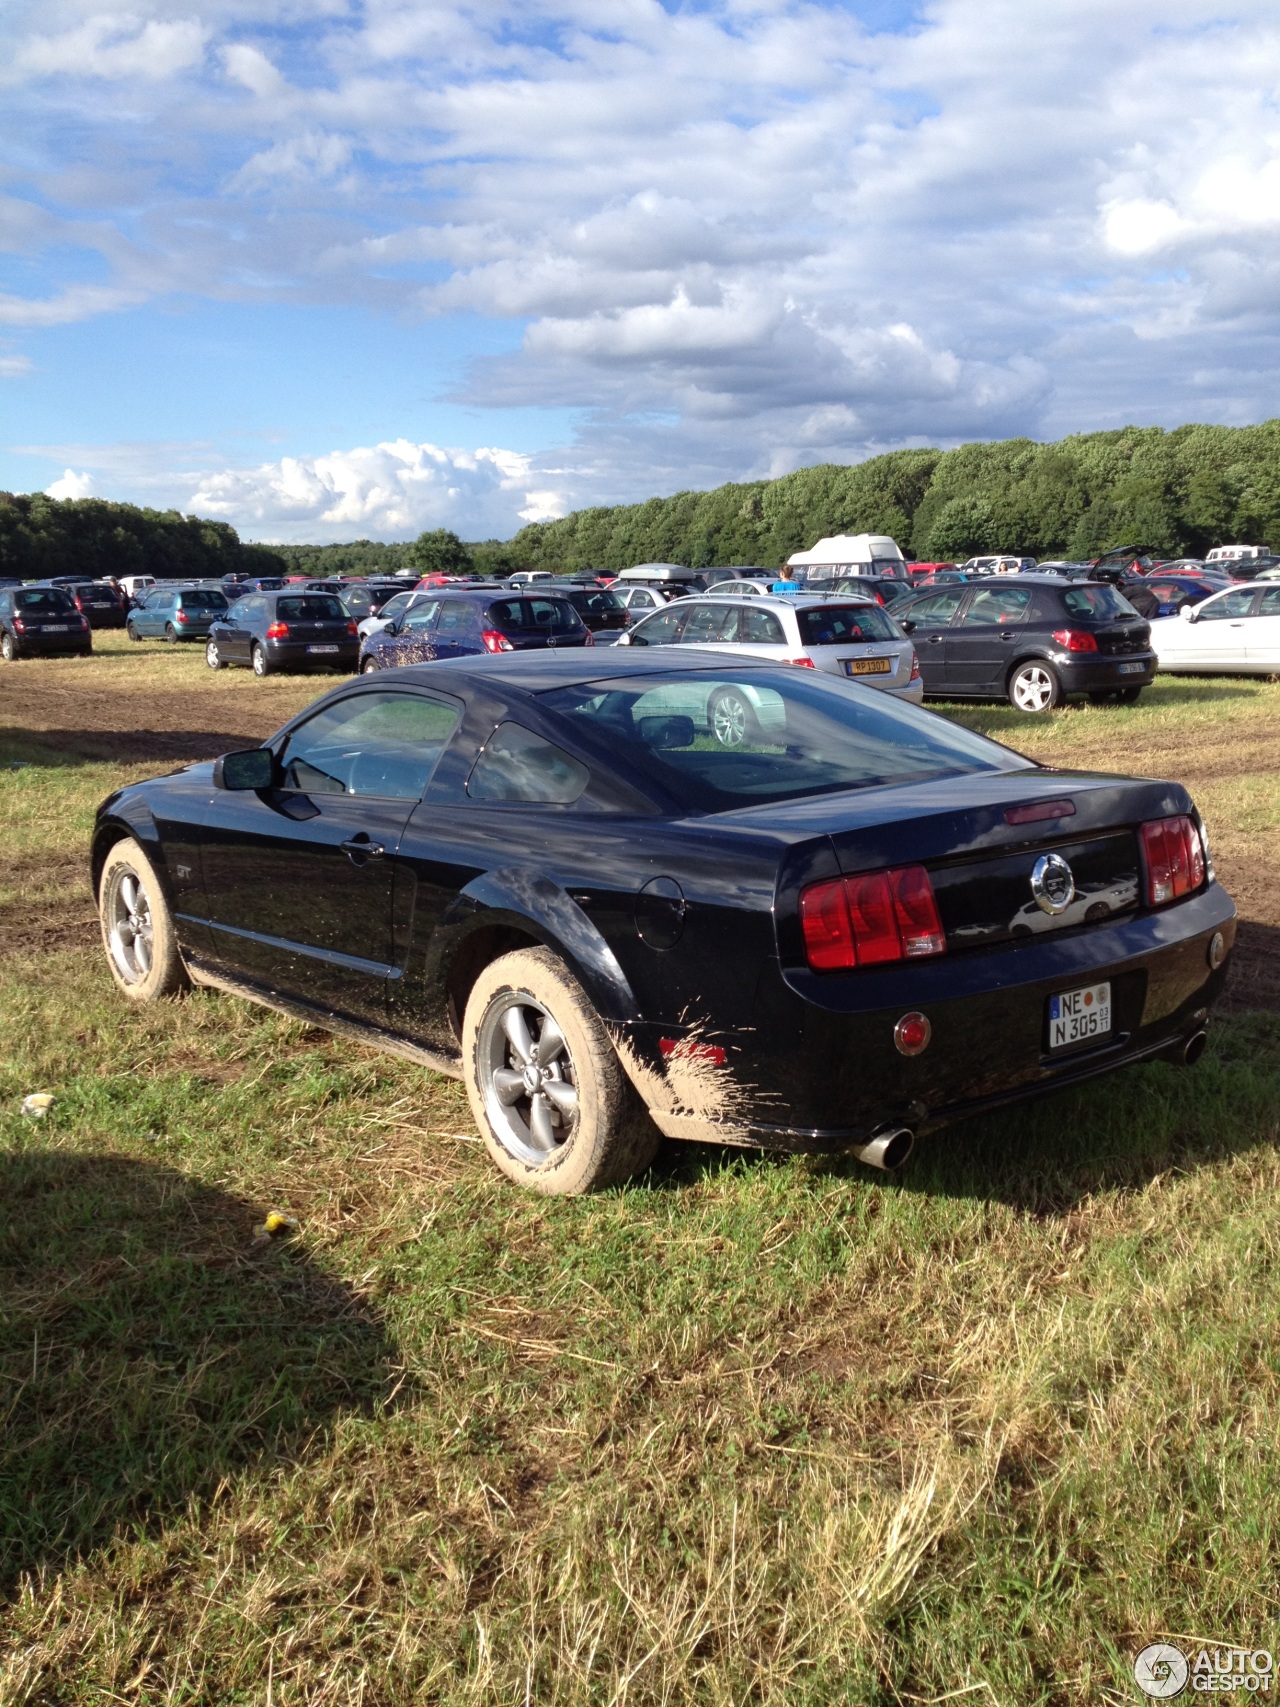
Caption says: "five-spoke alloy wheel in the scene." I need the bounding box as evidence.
[1008,660,1062,713]
[98,838,189,1002]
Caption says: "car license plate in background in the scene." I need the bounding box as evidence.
[307,643,339,654]
[1048,982,1111,1051]
[843,657,892,676]
[1118,661,1145,674]
[43,624,69,632]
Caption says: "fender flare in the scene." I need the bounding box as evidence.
[90,804,165,896]
[427,867,641,1026]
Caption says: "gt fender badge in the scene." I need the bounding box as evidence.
[1030,851,1075,916]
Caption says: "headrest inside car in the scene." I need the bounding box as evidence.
[637,714,695,748]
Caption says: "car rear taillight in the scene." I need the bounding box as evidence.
[266,620,289,639]
[175,609,188,623]
[481,629,514,653]
[346,620,358,636]
[785,656,817,668]
[1052,628,1099,652]
[1140,815,1206,905]
[909,651,920,681]
[583,629,595,645]
[11,615,25,633]
[799,866,945,971]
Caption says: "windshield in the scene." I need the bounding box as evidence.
[541,670,1027,811]
[1061,585,1137,618]
[277,595,347,620]
[795,603,899,644]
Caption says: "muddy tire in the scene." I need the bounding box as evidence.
[462,947,660,1194]
[98,837,189,1002]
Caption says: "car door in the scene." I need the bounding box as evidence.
[945,583,1035,694]
[1179,585,1258,668]
[218,595,258,663]
[134,588,164,636]
[898,588,965,691]
[675,600,743,651]
[431,599,478,658]
[1245,585,1280,671]
[197,689,462,1025]
[623,603,690,648]
[383,598,441,665]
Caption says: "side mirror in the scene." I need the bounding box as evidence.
[214,747,276,790]
[1180,604,1197,622]
[900,618,917,633]
[383,620,399,636]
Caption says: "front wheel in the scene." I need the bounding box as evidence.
[98,838,189,1002]
[1008,660,1062,713]
[708,686,758,748]
[251,643,271,678]
[462,947,660,1194]
[205,639,224,670]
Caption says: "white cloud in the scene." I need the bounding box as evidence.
[11,15,206,82]
[186,438,563,542]
[0,353,34,377]
[45,468,93,499]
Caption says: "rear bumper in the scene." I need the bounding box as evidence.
[631,883,1236,1149]
[1054,651,1156,691]
[266,640,360,669]
[8,633,92,655]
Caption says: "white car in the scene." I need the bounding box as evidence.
[1150,581,1280,675]
[615,592,923,702]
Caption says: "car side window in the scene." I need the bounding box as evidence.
[1257,586,1280,616]
[680,603,740,643]
[740,607,785,644]
[629,605,687,645]
[437,603,472,634]
[279,692,460,799]
[1196,588,1258,621]
[964,586,1034,626]
[467,722,589,804]
[401,600,440,631]
[905,590,964,624]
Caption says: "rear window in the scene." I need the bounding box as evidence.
[1060,586,1137,619]
[15,589,75,612]
[277,595,347,621]
[795,604,898,644]
[565,589,625,616]
[525,597,585,632]
[541,671,1026,811]
[178,589,228,612]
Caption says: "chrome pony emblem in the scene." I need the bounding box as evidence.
[1030,852,1076,916]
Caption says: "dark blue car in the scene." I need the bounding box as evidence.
[360,589,591,673]
[1142,573,1231,616]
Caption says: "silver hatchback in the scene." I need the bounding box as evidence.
[615,593,922,702]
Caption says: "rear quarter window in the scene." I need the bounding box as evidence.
[468,722,590,804]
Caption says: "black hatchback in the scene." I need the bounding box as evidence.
[206,591,359,677]
[897,575,1155,711]
[0,585,92,660]
[360,589,590,672]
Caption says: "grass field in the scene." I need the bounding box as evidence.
[2,634,1279,1705]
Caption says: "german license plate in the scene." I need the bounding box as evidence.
[307,643,340,653]
[1048,982,1111,1051]
[843,656,892,676]
[1117,661,1145,674]
[43,623,69,632]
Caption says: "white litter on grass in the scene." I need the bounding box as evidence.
[21,1093,55,1118]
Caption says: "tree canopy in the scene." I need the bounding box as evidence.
[0,494,285,582]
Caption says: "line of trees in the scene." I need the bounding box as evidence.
[0,493,289,582]
[506,421,1280,570]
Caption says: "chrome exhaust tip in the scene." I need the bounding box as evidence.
[1182,1029,1208,1066]
[853,1127,915,1171]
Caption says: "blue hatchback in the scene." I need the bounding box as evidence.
[359,589,591,672]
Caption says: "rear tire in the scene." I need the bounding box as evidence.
[1008,659,1062,713]
[252,643,271,678]
[98,838,189,1003]
[1116,686,1142,705]
[462,947,660,1195]
[1,632,17,663]
[205,639,224,670]
[126,621,140,642]
[164,623,179,643]
[708,686,759,748]
[361,656,379,674]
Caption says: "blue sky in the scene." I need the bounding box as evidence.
[3,0,1280,541]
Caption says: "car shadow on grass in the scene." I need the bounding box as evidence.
[645,1009,1280,1218]
[0,1146,404,1600]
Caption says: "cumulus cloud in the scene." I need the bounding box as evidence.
[45,468,93,499]
[187,439,566,542]
[4,0,1280,524]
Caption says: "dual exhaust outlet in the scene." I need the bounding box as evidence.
[850,1028,1208,1172]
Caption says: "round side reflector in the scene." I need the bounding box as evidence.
[894,1011,931,1056]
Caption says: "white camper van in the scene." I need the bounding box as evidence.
[785,534,908,583]
[1205,544,1270,563]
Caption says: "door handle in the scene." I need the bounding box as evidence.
[341,835,385,863]
[1000,630,1016,640]
[926,634,945,644]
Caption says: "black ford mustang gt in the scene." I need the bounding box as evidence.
[92,653,1236,1194]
